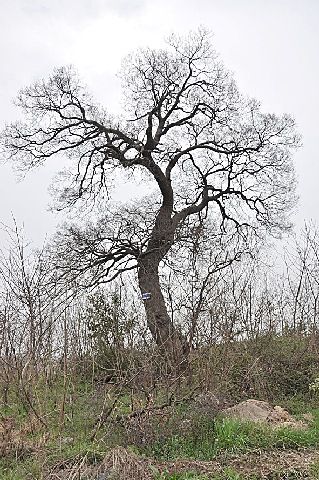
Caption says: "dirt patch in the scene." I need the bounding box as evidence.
[223,399,307,429]
[157,448,319,478]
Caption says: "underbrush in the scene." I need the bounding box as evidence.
[1,333,319,478]
[159,472,319,480]
[139,412,319,461]
[192,333,319,403]
[158,472,247,480]
[1,399,319,479]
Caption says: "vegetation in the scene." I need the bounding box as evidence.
[0,28,317,480]
[0,331,319,478]
[1,29,300,362]
[0,217,319,478]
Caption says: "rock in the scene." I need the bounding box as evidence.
[223,399,271,422]
[271,405,293,422]
[222,399,306,429]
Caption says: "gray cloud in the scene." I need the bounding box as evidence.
[20,0,146,20]
[0,0,318,243]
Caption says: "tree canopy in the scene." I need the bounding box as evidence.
[1,29,300,363]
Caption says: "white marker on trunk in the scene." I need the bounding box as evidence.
[142,292,151,300]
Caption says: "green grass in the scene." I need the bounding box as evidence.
[1,374,319,479]
[271,391,319,415]
[0,376,108,479]
[145,411,319,461]
[0,457,42,480]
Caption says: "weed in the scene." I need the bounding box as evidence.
[144,413,319,461]
[158,468,252,479]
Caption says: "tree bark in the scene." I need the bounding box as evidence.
[138,254,184,368]
[136,161,186,367]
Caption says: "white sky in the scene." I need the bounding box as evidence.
[0,0,318,244]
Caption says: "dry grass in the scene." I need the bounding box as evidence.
[157,448,319,477]
[44,447,319,479]
[100,446,154,479]
[46,446,155,480]
[0,414,48,460]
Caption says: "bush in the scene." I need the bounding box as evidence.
[190,333,319,402]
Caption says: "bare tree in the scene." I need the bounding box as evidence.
[1,29,300,363]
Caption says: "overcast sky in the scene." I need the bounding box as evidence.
[0,0,318,244]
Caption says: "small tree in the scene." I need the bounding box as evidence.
[2,29,300,364]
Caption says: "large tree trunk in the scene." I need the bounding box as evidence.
[136,174,187,368]
[138,253,185,369]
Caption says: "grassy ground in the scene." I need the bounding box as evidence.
[147,415,319,460]
[2,331,319,479]
[1,376,319,479]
